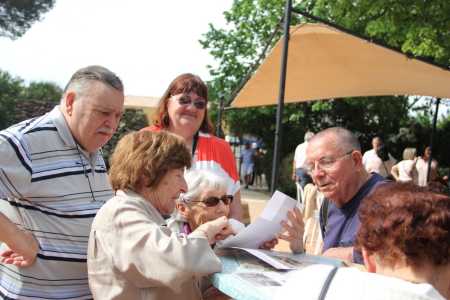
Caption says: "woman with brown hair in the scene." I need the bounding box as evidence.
[141,74,242,220]
[277,182,449,299]
[87,131,234,300]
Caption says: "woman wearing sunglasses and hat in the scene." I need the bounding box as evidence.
[141,74,242,221]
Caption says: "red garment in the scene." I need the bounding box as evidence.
[141,126,240,195]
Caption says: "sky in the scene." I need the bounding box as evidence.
[0,0,233,97]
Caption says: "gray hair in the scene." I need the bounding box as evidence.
[310,127,361,152]
[179,170,228,204]
[304,131,314,142]
[62,65,123,102]
[402,147,417,160]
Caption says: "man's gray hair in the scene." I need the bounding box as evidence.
[310,127,361,152]
[179,170,228,204]
[63,65,123,97]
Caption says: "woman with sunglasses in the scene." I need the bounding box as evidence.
[168,170,237,237]
[141,73,243,221]
[168,169,286,248]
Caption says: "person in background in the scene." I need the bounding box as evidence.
[285,127,385,264]
[240,142,255,189]
[141,73,242,220]
[0,65,124,299]
[277,182,449,299]
[391,147,418,183]
[362,136,396,178]
[416,146,439,187]
[292,131,315,189]
[253,147,265,187]
[88,131,233,300]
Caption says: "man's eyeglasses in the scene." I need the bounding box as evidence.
[305,150,354,174]
[190,195,233,207]
[172,94,206,110]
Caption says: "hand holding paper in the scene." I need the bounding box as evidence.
[218,191,298,249]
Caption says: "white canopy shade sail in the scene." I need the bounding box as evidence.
[231,23,450,108]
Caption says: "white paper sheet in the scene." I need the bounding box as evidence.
[218,190,297,249]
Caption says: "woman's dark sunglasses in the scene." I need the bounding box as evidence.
[175,94,207,109]
[191,195,233,207]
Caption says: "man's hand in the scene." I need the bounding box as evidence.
[1,229,39,267]
[322,247,353,263]
[278,207,304,253]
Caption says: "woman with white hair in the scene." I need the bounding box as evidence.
[168,169,302,250]
[168,169,242,236]
[391,147,418,183]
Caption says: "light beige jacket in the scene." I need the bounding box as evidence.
[87,190,222,300]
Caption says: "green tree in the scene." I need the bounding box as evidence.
[0,70,23,129]
[0,0,55,39]
[312,0,450,65]
[22,81,62,103]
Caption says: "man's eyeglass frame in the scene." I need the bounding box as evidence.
[305,150,354,174]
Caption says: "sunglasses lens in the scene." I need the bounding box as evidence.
[193,101,206,109]
[178,96,191,105]
[203,197,220,207]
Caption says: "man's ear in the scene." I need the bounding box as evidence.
[64,92,76,116]
[362,248,377,273]
[176,203,190,219]
[351,150,364,167]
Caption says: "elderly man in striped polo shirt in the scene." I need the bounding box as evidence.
[0,65,124,299]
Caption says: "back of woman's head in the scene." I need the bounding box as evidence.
[109,131,191,191]
[402,147,417,160]
[356,182,450,269]
[152,73,213,133]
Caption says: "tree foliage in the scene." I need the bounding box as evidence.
[201,0,450,191]
[23,81,63,103]
[0,70,23,129]
[312,0,450,65]
[0,0,55,39]
[0,69,62,129]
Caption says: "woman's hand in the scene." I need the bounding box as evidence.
[259,238,278,250]
[1,229,39,267]
[195,216,234,244]
[278,207,305,253]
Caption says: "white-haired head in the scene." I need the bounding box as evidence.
[179,169,228,204]
[304,131,314,142]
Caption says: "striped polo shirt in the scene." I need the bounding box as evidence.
[0,106,113,300]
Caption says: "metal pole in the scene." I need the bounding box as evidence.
[270,0,292,194]
[427,98,441,183]
[216,96,224,137]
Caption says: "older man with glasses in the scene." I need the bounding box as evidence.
[283,127,385,264]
